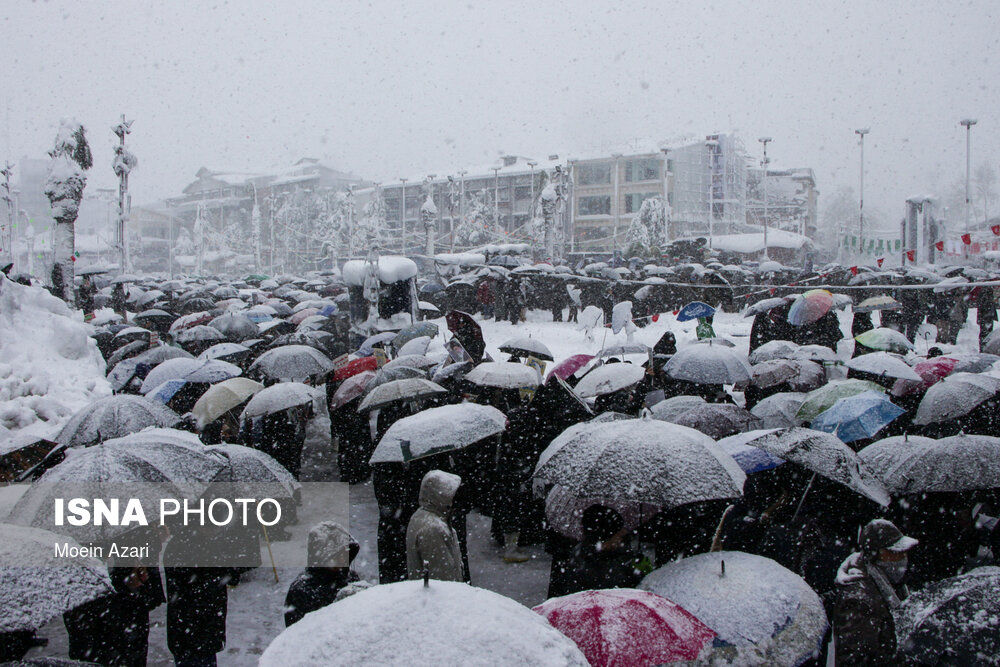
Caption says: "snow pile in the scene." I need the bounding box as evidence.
[0,275,111,438]
[259,580,590,667]
[342,256,418,286]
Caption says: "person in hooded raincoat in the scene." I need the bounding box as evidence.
[832,519,917,666]
[406,469,464,582]
[284,521,362,626]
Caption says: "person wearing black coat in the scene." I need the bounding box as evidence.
[549,505,643,598]
[372,457,432,584]
[284,522,361,626]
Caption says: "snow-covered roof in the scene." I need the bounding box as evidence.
[342,256,419,286]
[434,252,486,266]
[678,229,813,254]
[473,243,531,255]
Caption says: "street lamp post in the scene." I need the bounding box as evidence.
[758,137,772,258]
[528,161,537,219]
[855,128,870,258]
[399,177,408,254]
[960,119,977,259]
[492,166,501,232]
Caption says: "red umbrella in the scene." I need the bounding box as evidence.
[329,370,375,410]
[533,589,715,667]
[891,357,958,396]
[546,354,595,382]
[289,308,320,325]
[333,356,377,382]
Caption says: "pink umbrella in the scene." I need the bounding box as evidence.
[891,357,958,396]
[289,308,320,325]
[330,370,376,410]
[533,589,716,667]
[547,354,595,382]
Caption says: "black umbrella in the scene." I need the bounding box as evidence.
[209,313,260,341]
[177,297,218,314]
[106,339,148,367]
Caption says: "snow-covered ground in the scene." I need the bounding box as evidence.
[15,303,986,665]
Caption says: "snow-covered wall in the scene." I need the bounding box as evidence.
[0,275,111,439]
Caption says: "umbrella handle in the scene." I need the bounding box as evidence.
[261,524,279,583]
[791,472,817,522]
[710,504,735,552]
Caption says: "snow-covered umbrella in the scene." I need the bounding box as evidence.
[113,325,152,342]
[241,382,317,420]
[106,339,149,367]
[573,363,645,398]
[787,289,834,326]
[499,336,554,361]
[395,335,431,357]
[533,589,715,667]
[198,342,252,363]
[175,324,227,346]
[330,371,376,410]
[357,331,396,356]
[369,403,506,464]
[208,312,259,341]
[207,443,299,499]
[749,340,799,364]
[846,352,921,381]
[533,418,745,507]
[0,524,114,633]
[192,377,264,429]
[363,366,427,394]
[931,275,969,293]
[750,392,807,429]
[948,352,1000,374]
[912,372,1000,425]
[432,361,472,384]
[860,433,1000,495]
[133,308,174,329]
[146,378,189,405]
[640,551,828,667]
[895,566,1000,665]
[56,394,181,447]
[750,359,825,391]
[809,390,905,443]
[664,343,752,384]
[135,289,165,308]
[790,344,839,363]
[464,361,540,389]
[854,295,902,312]
[169,310,215,333]
[742,296,793,318]
[648,395,707,423]
[856,435,938,491]
[259,580,590,667]
[139,357,242,394]
[795,379,886,423]
[249,345,334,381]
[357,378,447,412]
[854,327,915,353]
[667,403,760,438]
[393,321,440,348]
[289,307,319,325]
[742,428,890,506]
[383,354,439,371]
[110,273,141,284]
[543,484,659,542]
[596,343,651,359]
[716,429,785,474]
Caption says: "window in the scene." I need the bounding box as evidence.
[578,195,611,216]
[514,186,532,201]
[625,192,660,214]
[576,163,611,185]
[625,158,660,182]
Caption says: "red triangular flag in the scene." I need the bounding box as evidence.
[905,249,916,261]
[876,258,884,267]
[768,288,776,296]
[992,224,1000,236]
[671,310,679,316]
[651,313,660,322]
[935,241,945,251]
[849,266,859,276]
[962,233,972,245]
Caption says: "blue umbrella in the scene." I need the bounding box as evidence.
[318,304,338,317]
[676,301,716,322]
[716,430,785,474]
[810,390,905,443]
[147,379,188,405]
[419,282,445,294]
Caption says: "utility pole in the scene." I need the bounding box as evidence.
[855,128,870,258]
[758,137,772,258]
[399,177,408,255]
[961,119,977,260]
[1,162,14,267]
[492,166,501,232]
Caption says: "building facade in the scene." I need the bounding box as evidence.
[746,167,819,239]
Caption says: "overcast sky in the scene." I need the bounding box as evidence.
[2,0,998,227]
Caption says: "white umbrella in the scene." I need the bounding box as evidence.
[664,344,752,384]
[913,372,1000,425]
[499,336,554,361]
[242,382,317,419]
[395,335,431,357]
[383,354,439,371]
[574,363,646,398]
[139,357,242,393]
[648,395,707,422]
[846,352,922,381]
[750,392,807,429]
[369,403,507,464]
[749,340,800,364]
[790,345,839,363]
[259,580,589,667]
[464,361,540,389]
[192,377,264,428]
[249,345,334,381]
[357,378,447,412]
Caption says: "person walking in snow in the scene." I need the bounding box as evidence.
[406,469,465,582]
[284,522,363,626]
[832,519,917,666]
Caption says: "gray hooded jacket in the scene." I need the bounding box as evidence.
[406,470,463,582]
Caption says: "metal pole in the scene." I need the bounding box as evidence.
[399,178,407,254]
[493,167,501,233]
[758,137,771,258]
[855,128,869,259]
[961,119,977,259]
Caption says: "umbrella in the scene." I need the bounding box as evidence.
[393,322,440,348]
[135,289,166,308]
[856,435,938,491]
[547,354,595,382]
[795,379,886,422]
[146,378,189,405]
[667,403,759,438]
[533,589,715,667]
[364,367,427,395]
[787,289,833,326]
[948,352,1000,374]
[432,361,472,384]
[750,359,825,391]
[417,300,440,313]
[198,342,252,363]
[533,418,745,507]
[110,273,140,284]
[369,403,506,464]
[249,345,334,381]
[640,551,828,667]
[175,324,227,345]
[596,343,652,359]
[742,428,890,506]
[932,275,969,293]
[139,358,242,394]
[333,356,378,381]
[107,346,194,391]
[444,310,481,338]
[748,339,800,364]
[177,297,219,314]
[648,395,707,423]
[574,363,645,398]
[464,361,540,389]
[809,390,905,443]
[113,325,151,342]
[854,327,914,353]
[55,394,181,447]
[192,377,264,428]
[357,332,396,356]
[895,567,1000,666]
[912,372,1000,425]
[750,392,807,429]
[0,524,114,632]
[664,344,752,384]
[396,335,431,357]
[289,308,319,325]
[106,339,148,367]
[208,312,259,341]
[357,378,447,412]
[169,310,216,333]
[242,382,317,419]
[846,352,921,381]
[329,370,376,410]
[790,344,839,363]
[543,484,659,542]
[499,336,554,361]
[676,301,716,322]
[854,295,902,312]
[861,433,1000,495]
[259,580,589,667]
[742,296,793,318]
[716,429,785,474]
[383,354,439,371]
[208,443,299,499]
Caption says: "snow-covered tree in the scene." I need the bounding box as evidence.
[175,227,194,256]
[623,196,665,257]
[359,185,387,252]
[111,116,137,272]
[624,212,651,257]
[420,191,438,256]
[446,176,460,251]
[454,189,497,247]
[45,119,92,304]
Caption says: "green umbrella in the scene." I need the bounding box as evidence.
[795,379,886,423]
[245,273,271,282]
[854,327,915,353]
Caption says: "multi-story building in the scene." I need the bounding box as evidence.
[667,134,748,240]
[746,167,819,239]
